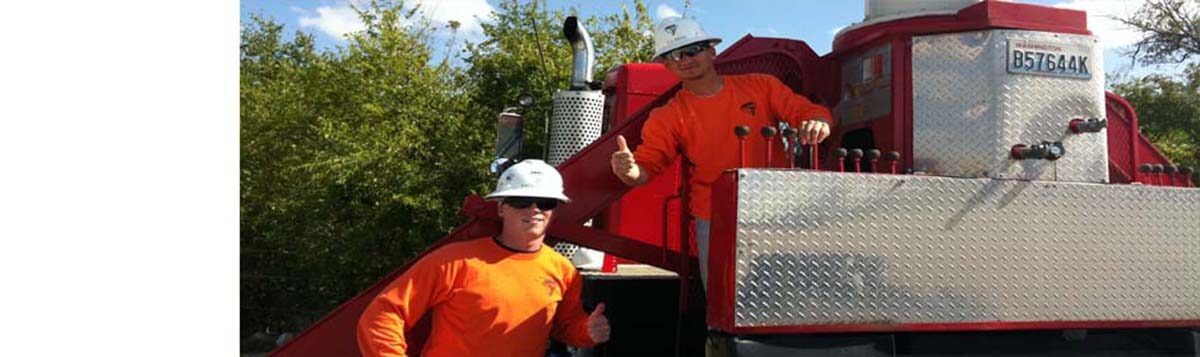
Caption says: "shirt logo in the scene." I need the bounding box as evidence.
[542,277,560,298]
[740,101,757,116]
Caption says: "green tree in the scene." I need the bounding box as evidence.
[461,0,654,159]
[1110,65,1200,183]
[241,0,655,350]
[1112,0,1200,184]
[240,1,491,344]
[592,1,657,76]
[1116,0,1200,65]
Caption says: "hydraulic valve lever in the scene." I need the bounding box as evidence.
[1011,141,1065,161]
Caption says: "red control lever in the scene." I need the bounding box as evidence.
[734,126,751,168]
[761,126,778,167]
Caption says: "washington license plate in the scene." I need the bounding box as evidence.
[1007,39,1092,79]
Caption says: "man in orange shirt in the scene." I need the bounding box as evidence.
[358,159,610,356]
[611,17,833,290]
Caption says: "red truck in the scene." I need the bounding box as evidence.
[274,1,1200,355]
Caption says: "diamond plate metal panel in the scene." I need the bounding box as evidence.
[732,170,1200,328]
[912,30,1108,183]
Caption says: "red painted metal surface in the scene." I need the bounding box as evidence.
[707,171,740,332]
[832,0,1089,54]
[600,63,684,269]
[809,145,820,170]
[1106,92,1140,183]
[602,63,679,122]
[720,35,831,103]
[1105,92,1179,185]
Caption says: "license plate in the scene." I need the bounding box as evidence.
[1007,39,1092,79]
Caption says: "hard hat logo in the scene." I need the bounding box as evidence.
[484,159,571,203]
[652,17,722,61]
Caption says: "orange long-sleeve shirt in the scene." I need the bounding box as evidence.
[634,73,833,219]
[357,237,596,357]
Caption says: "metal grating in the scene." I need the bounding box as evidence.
[548,90,605,166]
[548,90,605,264]
[552,241,580,258]
[731,169,1200,328]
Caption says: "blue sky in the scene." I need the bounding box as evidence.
[240,0,1184,78]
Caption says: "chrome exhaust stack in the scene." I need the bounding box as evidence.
[563,16,597,90]
[549,16,606,270]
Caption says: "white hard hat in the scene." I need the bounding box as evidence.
[484,159,571,203]
[652,17,722,60]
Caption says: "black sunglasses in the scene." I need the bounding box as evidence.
[503,197,560,210]
[664,42,711,61]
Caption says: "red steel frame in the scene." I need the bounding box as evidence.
[599,63,685,271]
[1105,92,1181,185]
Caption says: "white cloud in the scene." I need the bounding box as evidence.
[1051,0,1144,49]
[656,4,682,20]
[297,3,366,40]
[294,0,494,42]
[412,0,494,40]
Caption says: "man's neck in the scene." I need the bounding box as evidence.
[496,232,543,253]
[683,74,724,97]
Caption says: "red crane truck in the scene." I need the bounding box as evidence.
[273,1,1200,355]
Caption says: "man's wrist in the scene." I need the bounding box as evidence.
[620,173,640,186]
[619,165,645,186]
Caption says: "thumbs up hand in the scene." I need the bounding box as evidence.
[611,135,642,186]
[587,303,610,343]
